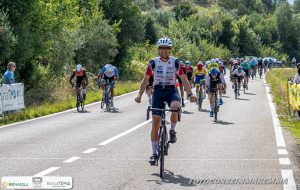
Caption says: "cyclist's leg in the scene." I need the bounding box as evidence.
[167,88,181,143]
[82,79,87,100]
[75,82,81,101]
[150,89,164,160]
[100,78,107,100]
[209,89,214,116]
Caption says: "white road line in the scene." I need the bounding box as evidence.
[63,157,80,163]
[278,149,288,155]
[279,158,291,165]
[0,90,138,129]
[264,79,286,147]
[33,167,60,177]
[281,170,297,190]
[99,120,152,145]
[264,78,296,189]
[82,148,98,154]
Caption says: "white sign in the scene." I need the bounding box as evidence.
[0,83,25,112]
[1,176,73,189]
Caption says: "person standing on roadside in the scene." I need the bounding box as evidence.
[3,62,16,85]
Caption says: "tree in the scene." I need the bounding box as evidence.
[145,16,158,44]
[275,2,299,57]
[99,0,145,66]
[294,0,300,14]
[0,10,17,71]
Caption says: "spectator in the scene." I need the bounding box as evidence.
[292,57,296,67]
[293,63,300,84]
[3,62,16,85]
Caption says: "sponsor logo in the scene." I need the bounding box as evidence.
[8,182,29,187]
[2,181,8,188]
[32,177,42,188]
[47,181,71,187]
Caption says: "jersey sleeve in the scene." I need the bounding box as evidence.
[70,71,75,79]
[114,67,119,78]
[99,67,106,75]
[145,60,155,76]
[220,73,226,84]
[178,63,185,76]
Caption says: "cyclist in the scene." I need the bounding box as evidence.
[135,37,197,165]
[257,57,263,75]
[208,59,220,71]
[231,66,245,97]
[98,64,119,108]
[219,63,226,76]
[69,64,88,105]
[185,61,194,88]
[192,62,207,100]
[230,60,239,74]
[206,67,226,117]
[240,60,250,86]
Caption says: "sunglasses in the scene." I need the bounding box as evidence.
[159,47,171,50]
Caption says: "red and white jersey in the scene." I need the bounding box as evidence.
[145,56,184,86]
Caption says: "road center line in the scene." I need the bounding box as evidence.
[63,157,80,163]
[82,148,98,154]
[99,120,152,146]
[33,167,60,177]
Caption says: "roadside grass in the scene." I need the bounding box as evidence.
[266,68,300,142]
[0,81,140,126]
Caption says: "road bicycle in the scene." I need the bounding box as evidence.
[146,104,181,178]
[101,82,113,112]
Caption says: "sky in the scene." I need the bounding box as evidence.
[288,0,294,4]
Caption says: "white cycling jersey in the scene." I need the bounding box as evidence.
[232,69,245,77]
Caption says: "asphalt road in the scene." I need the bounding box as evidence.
[0,74,299,190]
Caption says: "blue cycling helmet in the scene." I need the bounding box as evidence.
[76,64,82,72]
[210,67,219,76]
[238,66,243,72]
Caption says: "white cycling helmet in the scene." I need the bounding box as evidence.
[76,64,82,72]
[157,37,172,47]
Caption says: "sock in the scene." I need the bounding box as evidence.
[171,122,176,131]
[152,141,158,155]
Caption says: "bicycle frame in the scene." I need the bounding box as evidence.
[146,106,180,178]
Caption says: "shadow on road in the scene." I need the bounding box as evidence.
[198,109,210,113]
[181,110,194,114]
[213,120,234,125]
[237,98,250,101]
[245,92,256,95]
[73,110,91,113]
[147,169,196,187]
[222,95,230,98]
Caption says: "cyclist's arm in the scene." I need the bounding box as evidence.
[69,72,75,85]
[205,75,210,89]
[138,74,150,97]
[83,70,88,85]
[220,73,227,89]
[114,67,119,81]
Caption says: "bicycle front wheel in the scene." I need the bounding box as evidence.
[159,127,166,178]
[214,96,218,122]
